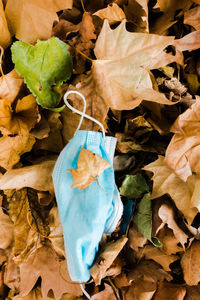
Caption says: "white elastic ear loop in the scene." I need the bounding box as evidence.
[64,91,106,139]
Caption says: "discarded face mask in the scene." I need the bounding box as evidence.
[52,91,123,283]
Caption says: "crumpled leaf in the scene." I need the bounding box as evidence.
[5,0,72,44]
[93,4,126,25]
[143,156,198,224]
[68,146,111,190]
[0,95,39,135]
[123,0,149,33]
[0,133,35,170]
[19,246,82,298]
[134,193,162,247]
[153,282,186,300]
[0,0,11,48]
[158,204,188,247]
[137,244,179,271]
[120,173,149,199]
[165,98,200,181]
[90,237,128,285]
[91,283,116,300]
[0,208,13,249]
[71,19,177,118]
[11,37,73,109]
[0,69,24,102]
[0,160,55,191]
[181,241,200,286]
[184,6,200,31]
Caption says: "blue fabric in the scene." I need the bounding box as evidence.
[52,130,123,283]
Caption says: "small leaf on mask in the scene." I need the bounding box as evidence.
[68,146,111,190]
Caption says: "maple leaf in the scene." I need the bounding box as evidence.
[70,19,178,119]
[68,146,111,190]
[5,0,72,44]
[93,4,126,25]
[174,31,200,52]
[0,69,24,103]
[165,98,200,181]
[0,95,39,135]
[19,246,82,298]
[0,0,11,48]
[143,156,198,224]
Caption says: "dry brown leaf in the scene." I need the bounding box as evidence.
[68,146,111,190]
[181,241,200,286]
[137,244,179,271]
[0,208,13,249]
[128,223,147,252]
[143,156,198,224]
[128,260,172,283]
[0,69,24,102]
[123,0,149,33]
[4,254,20,291]
[19,246,82,299]
[185,286,200,300]
[0,133,35,170]
[158,204,188,247]
[151,0,192,35]
[0,160,55,191]
[174,31,200,52]
[158,227,183,255]
[93,4,126,25]
[48,207,65,258]
[91,283,116,300]
[165,98,200,181]
[13,287,55,300]
[0,0,11,48]
[153,282,186,300]
[184,6,200,31]
[5,0,72,44]
[0,95,39,135]
[90,237,128,285]
[123,279,157,300]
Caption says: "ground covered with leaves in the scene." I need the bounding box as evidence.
[0,0,200,299]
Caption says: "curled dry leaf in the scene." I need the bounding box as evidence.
[93,4,126,25]
[153,282,186,300]
[181,241,200,286]
[0,133,35,170]
[5,0,73,44]
[143,156,198,224]
[0,69,24,103]
[19,246,82,299]
[158,204,188,247]
[0,160,55,191]
[165,98,200,181]
[0,95,39,135]
[184,6,200,31]
[0,208,13,249]
[90,237,128,285]
[137,244,179,271]
[68,146,111,190]
[0,0,11,48]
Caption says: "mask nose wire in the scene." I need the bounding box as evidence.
[63,90,106,139]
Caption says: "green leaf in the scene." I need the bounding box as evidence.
[11,37,73,109]
[134,193,162,247]
[120,174,149,199]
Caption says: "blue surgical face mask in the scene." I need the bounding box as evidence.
[52,91,123,283]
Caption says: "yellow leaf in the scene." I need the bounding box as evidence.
[0,69,24,103]
[143,156,198,224]
[5,0,72,44]
[0,0,11,48]
[165,98,200,181]
[68,146,111,190]
[0,133,35,170]
[93,4,126,25]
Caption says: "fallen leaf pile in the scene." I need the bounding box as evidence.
[1,0,200,299]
